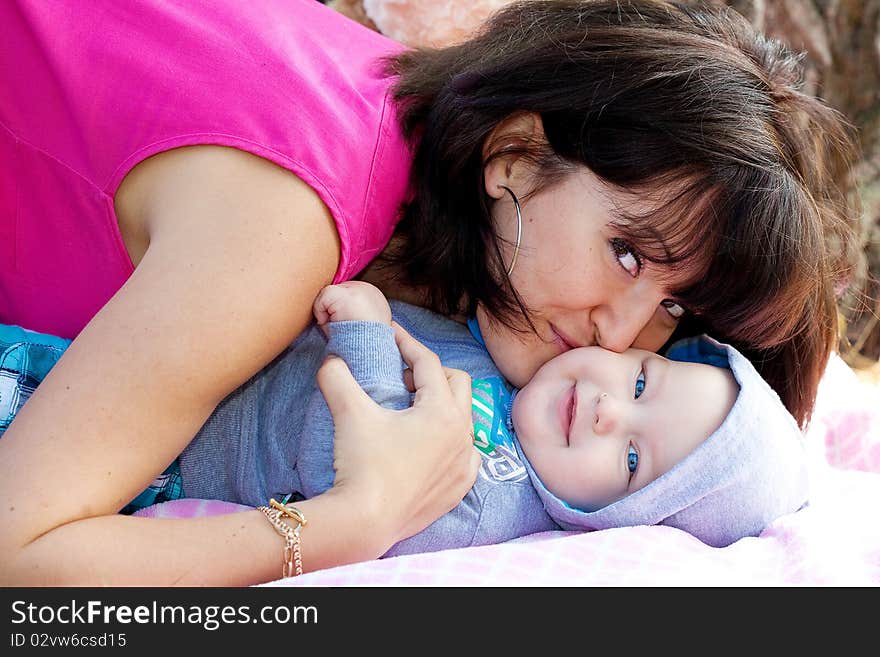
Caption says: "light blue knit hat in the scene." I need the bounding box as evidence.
[518,335,810,547]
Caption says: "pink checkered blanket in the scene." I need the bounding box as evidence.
[137,355,880,586]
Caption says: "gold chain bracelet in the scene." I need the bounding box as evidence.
[258,499,307,578]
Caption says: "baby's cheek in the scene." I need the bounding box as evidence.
[510,386,546,446]
[510,394,531,439]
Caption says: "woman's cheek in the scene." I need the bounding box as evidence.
[491,344,539,388]
[487,336,542,388]
[631,308,678,352]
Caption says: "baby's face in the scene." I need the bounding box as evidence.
[512,346,738,510]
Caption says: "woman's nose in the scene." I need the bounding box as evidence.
[593,393,619,435]
[595,289,664,353]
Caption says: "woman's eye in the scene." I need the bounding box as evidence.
[610,238,642,277]
[661,299,685,319]
[634,367,646,399]
[627,443,639,482]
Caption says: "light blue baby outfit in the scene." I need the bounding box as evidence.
[178,301,559,556]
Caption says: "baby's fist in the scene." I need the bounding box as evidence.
[313,281,392,333]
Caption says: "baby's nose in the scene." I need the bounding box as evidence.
[593,393,619,435]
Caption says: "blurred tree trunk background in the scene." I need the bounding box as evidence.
[330,0,880,372]
[707,0,880,372]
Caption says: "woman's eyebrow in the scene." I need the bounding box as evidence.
[609,213,675,263]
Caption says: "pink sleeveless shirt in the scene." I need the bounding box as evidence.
[0,0,411,338]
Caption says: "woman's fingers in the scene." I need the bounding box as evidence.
[469,444,482,477]
[392,322,446,396]
[321,323,479,546]
[445,367,473,410]
[401,367,414,392]
[402,364,471,400]
[315,355,372,416]
[395,322,472,419]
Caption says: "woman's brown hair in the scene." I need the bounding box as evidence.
[378,0,862,427]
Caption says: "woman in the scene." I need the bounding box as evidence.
[0,0,859,585]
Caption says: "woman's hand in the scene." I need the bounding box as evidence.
[315,322,480,551]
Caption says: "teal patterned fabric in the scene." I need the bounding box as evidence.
[0,324,70,436]
[0,323,184,513]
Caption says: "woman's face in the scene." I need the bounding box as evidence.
[479,166,690,388]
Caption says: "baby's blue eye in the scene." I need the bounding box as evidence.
[634,368,646,399]
[627,444,639,480]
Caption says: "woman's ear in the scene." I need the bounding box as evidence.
[482,112,546,200]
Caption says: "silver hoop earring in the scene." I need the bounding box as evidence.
[499,185,522,276]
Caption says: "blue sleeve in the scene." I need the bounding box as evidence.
[295,321,412,498]
[324,321,409,400]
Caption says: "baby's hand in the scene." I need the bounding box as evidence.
[313,281,392,334]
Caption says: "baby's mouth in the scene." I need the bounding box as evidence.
[559,385,577,444]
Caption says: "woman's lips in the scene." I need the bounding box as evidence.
[550,324,576,353]
[559,385,576,444]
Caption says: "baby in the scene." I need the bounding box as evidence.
[304,282,809,550]
[0,282,809,553]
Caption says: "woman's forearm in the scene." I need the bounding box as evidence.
[0,149,352,586]
[2,490,389,586]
